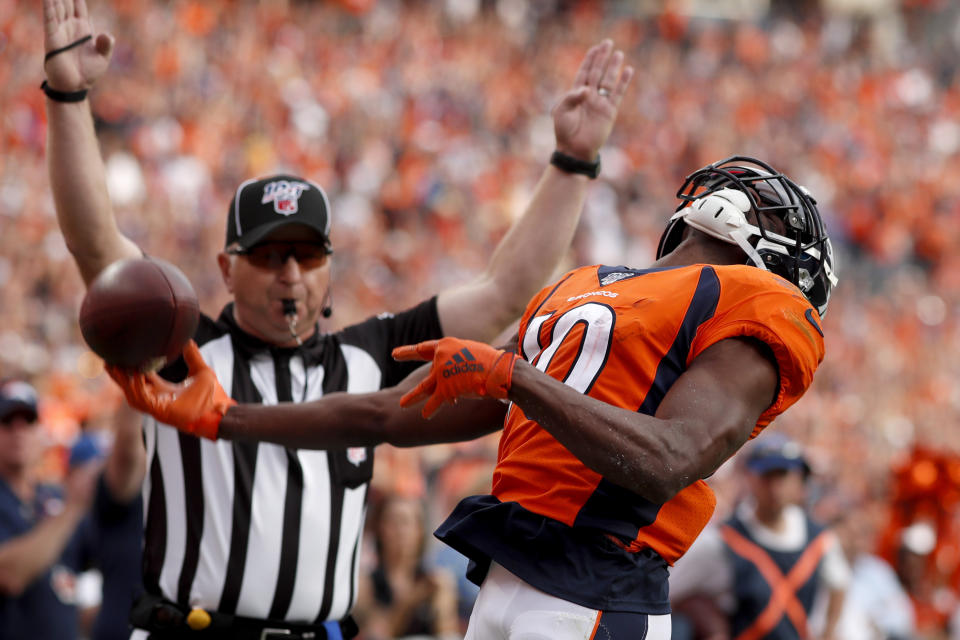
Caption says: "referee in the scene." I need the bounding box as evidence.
[41,1,633,637]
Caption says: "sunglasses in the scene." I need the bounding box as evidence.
[228,243,330,270]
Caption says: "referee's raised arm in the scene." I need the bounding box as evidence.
[434,39,633,343]
[43,0,141,287]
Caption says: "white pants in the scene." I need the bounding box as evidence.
[464,562,672,640]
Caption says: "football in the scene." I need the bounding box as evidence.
[79,257,200,371]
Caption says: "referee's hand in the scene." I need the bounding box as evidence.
[107,341,235,440]
[43,0,116,92]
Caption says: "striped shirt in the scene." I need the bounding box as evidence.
[142,299,442,624]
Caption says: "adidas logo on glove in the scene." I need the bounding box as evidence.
[442,348,485,378]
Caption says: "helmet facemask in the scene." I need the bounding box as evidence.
[656,156,838,316]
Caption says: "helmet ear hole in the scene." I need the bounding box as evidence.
[761,252,782,269]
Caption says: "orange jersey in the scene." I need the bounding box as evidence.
[435,263,824,613]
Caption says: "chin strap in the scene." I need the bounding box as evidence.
[817,248,839,288]
[731,226,767,272]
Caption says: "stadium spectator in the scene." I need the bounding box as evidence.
[354,494,460,640]
[0,379,100,640]
[833,497,916,640]
[671,436,849,640]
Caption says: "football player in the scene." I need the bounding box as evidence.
[112,156,836,640]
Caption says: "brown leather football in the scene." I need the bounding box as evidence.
[79,257,199,371]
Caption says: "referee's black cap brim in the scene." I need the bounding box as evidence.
[230,220,330,251]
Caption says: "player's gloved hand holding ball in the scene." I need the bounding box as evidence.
[392,338,517,418]
[107,341,235,440]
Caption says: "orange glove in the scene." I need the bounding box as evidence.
[107,340,235,440]
[392,338,517,418]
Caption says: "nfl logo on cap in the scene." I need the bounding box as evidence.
[262,180,309,216]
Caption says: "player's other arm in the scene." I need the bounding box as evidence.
[109,342,507,448]
[435,41,633,342]
[43,0,141,286]
[508,337,778,503]
[391,335,775,503]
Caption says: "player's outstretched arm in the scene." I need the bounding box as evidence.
[396,336,778,504]
[109,342,506,447]
[435,40,634,342]
[43,0,141,286]
[222,382,506,449]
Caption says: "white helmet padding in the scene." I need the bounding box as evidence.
[667,188,769,271]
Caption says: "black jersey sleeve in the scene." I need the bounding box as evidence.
[338,296,443,388]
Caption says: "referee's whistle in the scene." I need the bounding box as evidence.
[281,298,303,346]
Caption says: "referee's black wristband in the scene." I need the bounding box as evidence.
[550,150,601,179]
[40,80,88,103]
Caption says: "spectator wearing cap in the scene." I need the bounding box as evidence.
[42,1,632,636]
[670,436,850,640]
[0,380,101,640]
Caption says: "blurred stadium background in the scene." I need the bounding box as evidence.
[4,0,960,636]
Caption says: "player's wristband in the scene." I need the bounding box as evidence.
[550,150,601,179]
[40,80,88,103]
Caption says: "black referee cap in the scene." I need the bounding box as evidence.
[225,174,332,251]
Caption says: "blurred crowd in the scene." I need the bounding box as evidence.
[5,0,960,637]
